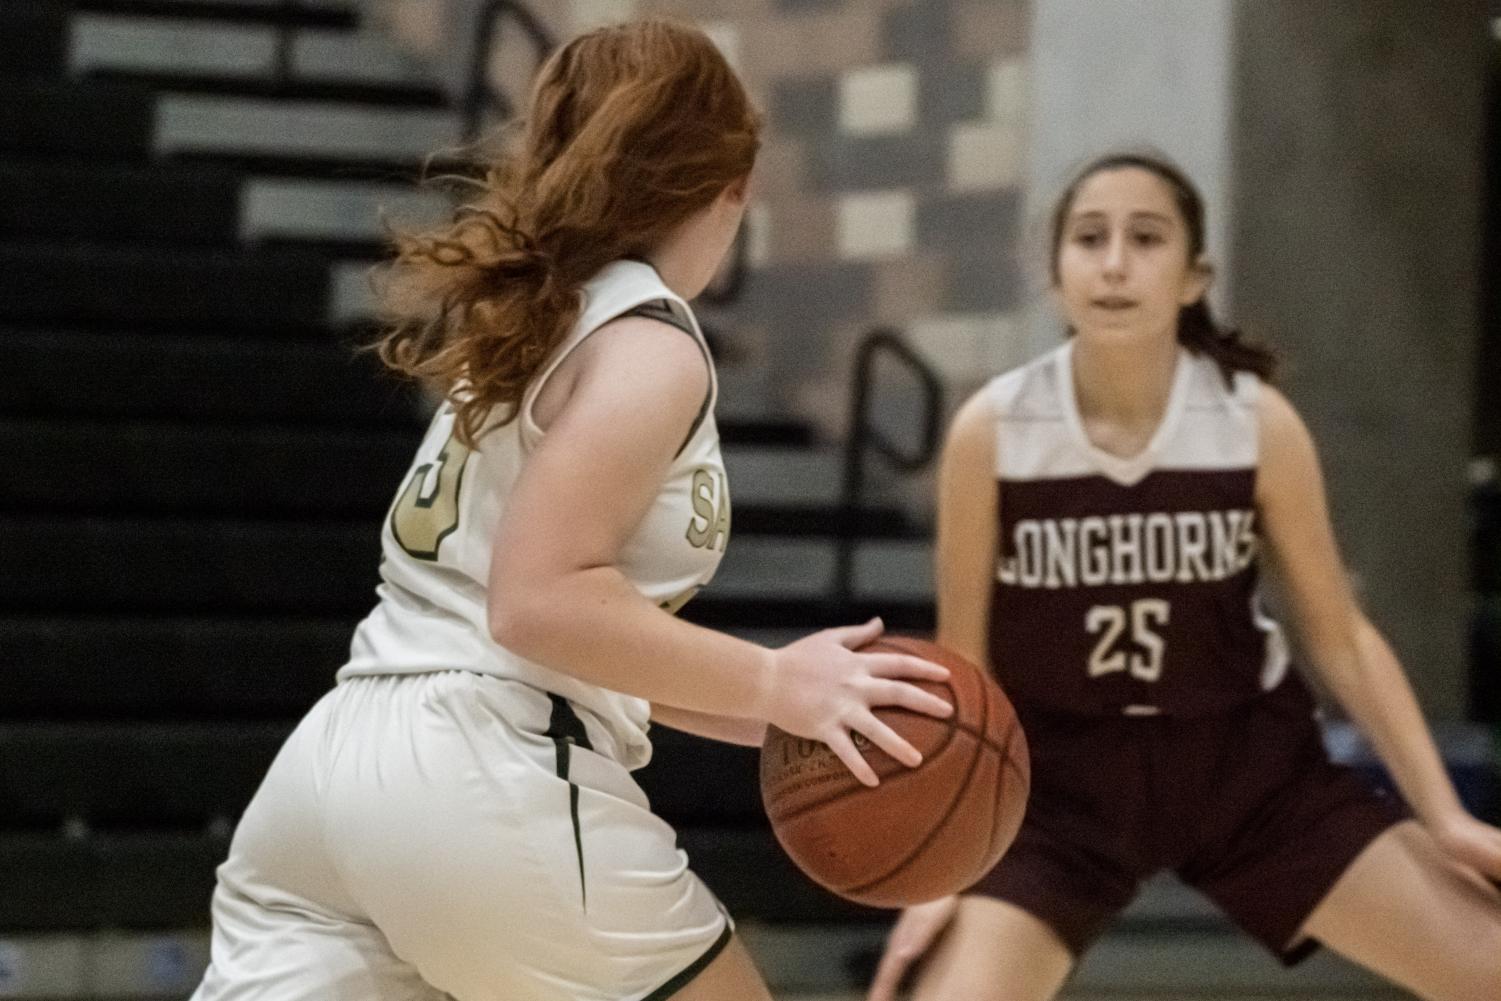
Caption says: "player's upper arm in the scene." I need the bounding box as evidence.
[935,390,1000,667]
[1255,384,1361,657]
[487,317,709,630]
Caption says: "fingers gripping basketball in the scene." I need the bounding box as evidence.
[759,637,1030,907]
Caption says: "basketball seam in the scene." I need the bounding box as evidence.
[977,691,1006,878]
[882,636,1013,755]
[768,684,962,825]
[768,678,1016,825]
[843,651,993,898]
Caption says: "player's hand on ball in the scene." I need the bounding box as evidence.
[1433,812,1501,888]
[866,895,959,1001]
[766,617,953,786]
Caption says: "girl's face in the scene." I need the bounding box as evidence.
[1054,167,1209,344]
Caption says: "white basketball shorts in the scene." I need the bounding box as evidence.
[191,671,732,1001]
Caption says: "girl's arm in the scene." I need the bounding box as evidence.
[934,391,1001,667]
[1256,385,1501,879]
[650,704,766,747]
[487,316,951,782]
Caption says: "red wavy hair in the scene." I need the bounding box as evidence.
[375,19,762,444]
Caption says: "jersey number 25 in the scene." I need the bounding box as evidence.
[1086,599,1170,682]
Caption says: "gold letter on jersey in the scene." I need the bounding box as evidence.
[685,468,730,551]
[392,433,473,561]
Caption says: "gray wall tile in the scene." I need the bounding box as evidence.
[882,2,953,62]
[808,133,947,191]
[917,190,1021,254]
[770,76,837,137]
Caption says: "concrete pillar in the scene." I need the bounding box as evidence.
[1232,0,1486,717]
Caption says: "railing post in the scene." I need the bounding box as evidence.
[833,329,944,606]
[462,0,556,144]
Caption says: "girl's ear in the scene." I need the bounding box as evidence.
[1182,257,1214,306]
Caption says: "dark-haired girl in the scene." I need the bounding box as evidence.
[868,153,1501,1001]
[191,20,951,1001]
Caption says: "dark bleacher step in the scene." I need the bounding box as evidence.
[259,234,389,262]
[0,5,69,80]
[0,328,423,426]
[730,505,920,538]
[85,68,449,108]
[0,721,291,827]
[0,421,418,518]
[70,0,359,29]
[639,728,764,826]
[0,161,241,245]
[682,596,936,633]
[0,79,154,158]
[0,243,328,330]
[0,831,227,930]
[170,149,477,185]
[717,419,816,448]
[0,616,348,719]
[0,517,382,615]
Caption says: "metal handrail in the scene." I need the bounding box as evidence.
[462,0,556,142]
[833,328,944,602]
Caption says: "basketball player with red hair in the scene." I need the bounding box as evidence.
[190,20,952,1001]
[869,152,1501,1001]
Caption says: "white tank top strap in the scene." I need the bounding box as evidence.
[518,261,710,448]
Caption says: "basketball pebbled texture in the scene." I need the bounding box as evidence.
[759,636,1030,907]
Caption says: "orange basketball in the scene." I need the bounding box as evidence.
[759,636,1029,908]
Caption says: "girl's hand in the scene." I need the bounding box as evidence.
[763,618,953,786]
[866,895,960,1001]
[1432,811,1501,888]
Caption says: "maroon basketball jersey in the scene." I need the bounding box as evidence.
[986,341,1289,717]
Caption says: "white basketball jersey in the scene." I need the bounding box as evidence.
[340,260,731,768]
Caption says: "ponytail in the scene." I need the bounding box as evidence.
[1177,299,1278,385]
[372,19,761,445]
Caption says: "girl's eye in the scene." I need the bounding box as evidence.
[1073,231,1105,248]
[1132,231,1166,247]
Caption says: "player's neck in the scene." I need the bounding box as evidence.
[1070,331,1180,428]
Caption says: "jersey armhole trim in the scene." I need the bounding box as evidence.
[621,299,714,460]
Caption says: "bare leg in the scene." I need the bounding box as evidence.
[671,933,776,1001]
[1300,820,1501,1001]
[910,897,1074,1001]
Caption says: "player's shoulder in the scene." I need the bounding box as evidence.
[947,345,1066,460]
[578,308,708,388]
[546,308,710,452]
[979,343,1069,423]
[1254,381,1315,456]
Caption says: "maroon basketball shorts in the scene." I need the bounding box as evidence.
[968,683,1408,964]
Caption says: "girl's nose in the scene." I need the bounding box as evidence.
[1102,232,1128,278]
